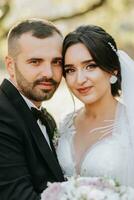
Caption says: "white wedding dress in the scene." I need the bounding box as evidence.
[57,102,134,187]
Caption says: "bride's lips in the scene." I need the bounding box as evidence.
[77,86,93,95]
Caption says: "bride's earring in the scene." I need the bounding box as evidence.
[109,75,117,84]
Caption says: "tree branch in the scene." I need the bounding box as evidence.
[49,0,107,22]
[0,0,10,22]
[0,0,11,38]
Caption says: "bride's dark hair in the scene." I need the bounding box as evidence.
[62,25,121,97]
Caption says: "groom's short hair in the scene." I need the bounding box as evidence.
[7,18,62,57]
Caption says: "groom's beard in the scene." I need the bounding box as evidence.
[14,64,59,102]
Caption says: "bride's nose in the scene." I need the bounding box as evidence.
[76,69,88,84]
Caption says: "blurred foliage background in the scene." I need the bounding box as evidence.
[0,0,134,121]
[1,0,134,68]
[1,0,134,59]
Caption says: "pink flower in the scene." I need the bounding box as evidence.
[41,177,134,200]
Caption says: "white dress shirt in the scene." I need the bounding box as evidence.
[20,94,51,148]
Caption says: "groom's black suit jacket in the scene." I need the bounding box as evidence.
[0,79,64,200]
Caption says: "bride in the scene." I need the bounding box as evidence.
[57,25,134,187]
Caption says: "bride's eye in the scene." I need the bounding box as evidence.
[64,68,75,74]
[85,63,98,70]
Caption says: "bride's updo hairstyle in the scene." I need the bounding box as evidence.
[62,25,121,97]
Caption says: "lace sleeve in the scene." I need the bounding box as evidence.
[58,112,75,137]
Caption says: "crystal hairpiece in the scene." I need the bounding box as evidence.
[108,42,117,53]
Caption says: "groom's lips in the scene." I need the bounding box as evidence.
[37,82,54,90]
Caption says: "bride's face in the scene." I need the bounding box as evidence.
[64,43,112,105]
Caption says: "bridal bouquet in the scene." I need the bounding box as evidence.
[41,177,134,200]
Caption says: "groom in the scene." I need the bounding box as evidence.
[0,19,64,199]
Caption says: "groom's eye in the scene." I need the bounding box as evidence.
[27,58,42,66]
[52,58,62,66]
[31,59,41,66]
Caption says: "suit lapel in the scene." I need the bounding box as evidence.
[0,79,64,181]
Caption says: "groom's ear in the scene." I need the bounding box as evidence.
[5,55,16,80]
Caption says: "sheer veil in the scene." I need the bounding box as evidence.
[116,50,134,186]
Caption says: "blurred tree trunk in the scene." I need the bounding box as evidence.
[0,0,107,40]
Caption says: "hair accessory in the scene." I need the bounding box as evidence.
[108,42,117,53]
[109,75,117,84]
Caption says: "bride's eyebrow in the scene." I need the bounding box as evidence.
[64,64,73,68]
[81,59,95,65]
[64,59,95,68]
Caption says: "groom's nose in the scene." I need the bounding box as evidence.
[41,63,53,79]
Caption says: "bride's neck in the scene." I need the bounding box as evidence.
[84,96,118,120]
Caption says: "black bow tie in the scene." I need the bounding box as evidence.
[31,107,47,125]
[31,107,57,141]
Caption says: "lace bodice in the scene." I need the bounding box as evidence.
[57,104,134,187]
